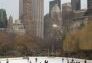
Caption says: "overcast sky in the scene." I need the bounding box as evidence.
[0,0,87,20]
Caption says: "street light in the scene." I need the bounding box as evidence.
[52,24,63,33]
[51,24,60,56]
[52,24,63,56]
[52,24,59,28]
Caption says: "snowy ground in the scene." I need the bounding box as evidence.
[0,57,92,63]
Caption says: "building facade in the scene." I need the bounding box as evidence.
[44,3,62,51]
[49,0,61,14]
[62,3,74,33]
[0,9,7,28]
[31,0,44,38]
[85,0,92,17]
[71,0,81,10]
[54,0,61,9]
[51,4,62,28]
[19,0,44,38]
[7,15,13,32]
[12,20,25,35]
[88,0,92,9]
[62,3,87,33]
[49,1,56,14]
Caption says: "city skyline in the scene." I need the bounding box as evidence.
[0,0,87,20]
[0,0,91,58]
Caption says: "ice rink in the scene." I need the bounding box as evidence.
[0,57,92,63]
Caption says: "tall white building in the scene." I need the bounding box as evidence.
[19,0,44,38]
[12,20,25,35]
[51,4,62,28]
[7,15,13,32]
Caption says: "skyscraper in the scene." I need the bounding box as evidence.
[51,4,62,27]
[71,0,81,10]
[19,0,33,35]
[7,15,13,32]
[49,0,61,14]
[32,0,44,38]
[19,0,44,38]
[87,0,92,9]
[54,0,61,9]
[85,0,92,16]
[62,3,74,33]
[49,1,56,14]
[12,19,25,35]
[0,9,7,28]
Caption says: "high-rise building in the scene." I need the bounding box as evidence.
[0,9,7,28]
[62,3,87,33]
[45,4,62,50]
[54,0,61,9]
[19,0,44,38]
[49,1,56,14]
[71,0,81,10]
[45,4,62,39]
[85,0,92,16]
[19,0,33,35]
[7,15,13,32]
[32,0,44,38]
[12,20,25,35]
[51,4,62,27]
[62,3,74,33]
[88,0,92,9]
[49,0,61,14]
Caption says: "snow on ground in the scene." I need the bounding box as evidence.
[0,57,91,63]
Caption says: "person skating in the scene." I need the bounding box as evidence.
[84,59,87,63]
[44,60,46,63]
[35,58,38,63]
[62,58,64,63]
[67,59,69,63]
[44,60,48,63]
[46,60,48,63]
[6,59,9,63]
[71,59,75,63]
[29,60,32,63]
[27,57,30,63]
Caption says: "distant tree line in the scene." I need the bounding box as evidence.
[0,32,43,57]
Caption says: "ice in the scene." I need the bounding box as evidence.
[0,57,91,63]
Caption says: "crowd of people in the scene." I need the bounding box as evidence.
[28,58,48,63]
[63,58,87,63]
[0,57,87,63]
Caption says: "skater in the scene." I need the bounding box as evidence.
[35,58,38,63]
[67,59,69,63]
[62,58,64,63]
[84,59,87,63]
[46,60,48,63]
[44,60,48,63]
[6,59,9,63]
[29,60,32,63]
[40,62,42,63]
[27,57,30,62]
[71,59,75,63]
[44,60,46,63]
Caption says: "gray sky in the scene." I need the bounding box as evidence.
[0,0,87,20]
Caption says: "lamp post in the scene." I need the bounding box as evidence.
[52,24,63,56]
[52,24,59,28]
